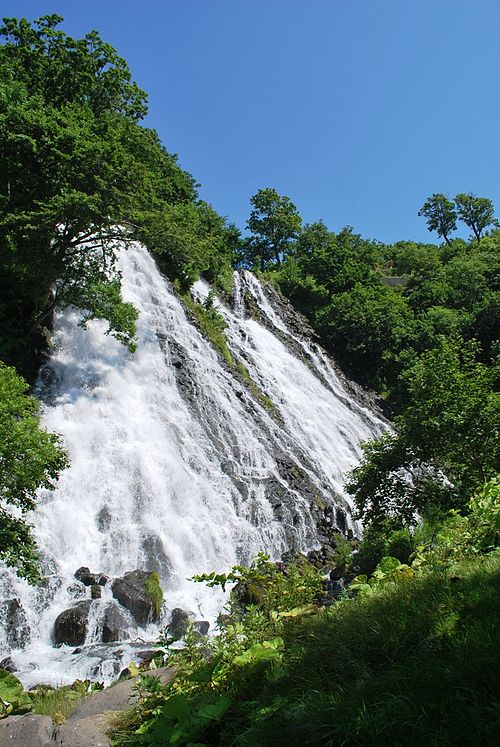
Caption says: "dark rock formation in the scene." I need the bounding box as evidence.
[0,656,17,672]
[1,598,30,650]
[53,600,92,646]
[111,570,161,626]
[193,620,210,636]
[100,602,136,643]
[74,567,108,587]
[166,607,192,640]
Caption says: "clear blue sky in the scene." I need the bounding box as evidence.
[3,0,499,243]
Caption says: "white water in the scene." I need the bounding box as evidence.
[0,243,385,686]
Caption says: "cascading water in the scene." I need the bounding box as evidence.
[0,243,386,686]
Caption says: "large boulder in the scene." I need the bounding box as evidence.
[100,602,137,643]
[53,600,92,646]
[111,570,163,626]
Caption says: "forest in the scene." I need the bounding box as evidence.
[0,15,499,746]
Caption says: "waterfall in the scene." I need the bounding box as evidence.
[0,243,386,686]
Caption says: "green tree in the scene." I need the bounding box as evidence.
[0,15,201,377]
[244,188,302,270]
[418,194,457,245]
[454,193,497,242]
[0,363,68,581]
[347,339,500,524]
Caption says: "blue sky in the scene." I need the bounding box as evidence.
[3,1,499,243]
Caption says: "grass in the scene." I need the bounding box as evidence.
[144,571,163,618]
[217,552,500,746]
[30,686,85,724]
[181,292,234,368]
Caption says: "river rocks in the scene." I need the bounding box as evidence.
[74,567,108,587]
[100,603,137,643]
[193,620,210,636]
[167,607,191,639]
[0,656,17,672]
[166,608,209,639]
[1,598,30,650]
[53,600,92,646]
[111,570,162,626]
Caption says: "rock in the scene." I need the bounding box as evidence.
[0,598,30,650]
[100,602,136,643]
[140,533,173,585]
[167,608,192,640]
[91,585,102,600]
[193,620,210,636]
[111,570,162,626]
[0,714,54,747]
[67,582,87,600]
[96,505,112,532]
[53,600,92,646]
[74,567,108,587]
[0,656,17,672]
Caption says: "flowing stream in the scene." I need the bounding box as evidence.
[0,243,386,686]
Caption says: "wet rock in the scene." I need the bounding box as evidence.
[96,505,112,532]
[101,602,137,643]
[140,533,173,585]
[53,600,92,646]
[67,582,87,600]
[1,598,30,650]
[167,608,192,640]
[193,620,210,636]
[74,567,108,587]
[91,584,102,600]
[0,656,17,672]
[111,570,162,626]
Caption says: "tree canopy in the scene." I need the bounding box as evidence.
[0,14,233,378]
[242,188,302,270]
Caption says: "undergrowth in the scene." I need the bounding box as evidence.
[109,480,500,746]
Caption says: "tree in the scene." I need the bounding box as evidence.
[245,188,302,269]
[347,339,500,524]
[0,363,68,582]
[418,194,457,245]
[454,193,497,242]
[0,15,200,377]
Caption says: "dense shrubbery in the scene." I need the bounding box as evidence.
[111,498,500,745]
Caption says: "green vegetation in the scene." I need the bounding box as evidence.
[0,672,101,724]
[144,572,164,619]
[180,291,234,368]
[110,505,500,746]
[0,362,67,581]
[0,14,236,378]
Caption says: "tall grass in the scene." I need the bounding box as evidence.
[220,553,500,746]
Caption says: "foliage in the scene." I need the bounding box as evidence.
[0,670,32,718]
[0,14,234,377]
[454,192,497,242]
[418,193,457,245]
[0,362,68,581]
[242,188,302,270]
[111,554,323,746]
[113,544,500,746]
[144,572,164,618]
[347,339,500,524]
[356,519,416,575]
